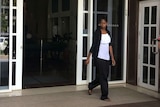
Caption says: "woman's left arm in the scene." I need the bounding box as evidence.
[109,46,116,66]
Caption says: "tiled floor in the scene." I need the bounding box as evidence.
[0,84,159,107]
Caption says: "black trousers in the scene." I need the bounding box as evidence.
[88,58,110,99]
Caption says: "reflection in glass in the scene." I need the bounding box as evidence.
[1,0,9,6]
[0,0,9,90]
[151,6,157,24]
[143,66,148,83]
[144,7,149,24]
[0,36,9,89]
[1,9,9,33]
[23,0,77,88]
[150,67,155,86]
[143,47,148,64]
[144,27,149,44]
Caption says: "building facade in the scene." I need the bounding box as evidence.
[0,0,159,93]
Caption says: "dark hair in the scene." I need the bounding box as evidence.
[98,17,108,24]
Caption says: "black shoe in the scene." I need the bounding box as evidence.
[88,90,92,95]
[100,97,110,101]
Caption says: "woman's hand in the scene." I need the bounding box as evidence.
[85,58,90,65]
[85,52,91,65]
[112,58,116,66]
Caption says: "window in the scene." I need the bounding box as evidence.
[62,0,70,11]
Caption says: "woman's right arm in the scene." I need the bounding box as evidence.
[86,52,92,65]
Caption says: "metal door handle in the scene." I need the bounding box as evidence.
[151,38,159,54]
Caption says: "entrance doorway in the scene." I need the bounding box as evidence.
[23,0,77,88]
[77,0,126,84]
[138,1,160,91]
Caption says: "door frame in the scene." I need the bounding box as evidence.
[76,0,128,85]
[138,0,160,91]
[9,0,23,91]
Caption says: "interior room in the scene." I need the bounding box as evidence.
[23,0,77,88]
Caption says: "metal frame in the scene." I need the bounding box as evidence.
[15,0,23,90]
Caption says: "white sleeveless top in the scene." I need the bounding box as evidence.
[98,33,111,60]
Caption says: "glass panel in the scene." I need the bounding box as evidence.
[82,60,87,80]
[0,0,9,90]
[61,17,70,35]
[143,47,148,64]
[13,9,16,33]
[83,37,87,57]
[150,67,155,85]
[143,66,148,83]
[1,9,9,33]
[144,7,150,24]
[150,47,155,65]
[52,0,58,13]
[1,0,9,6]
[23,0,77,88]
[84,0,88,10]
[62,0,70,11]
[12,62,16,85]
[151,27,156,44]
[13,0,16,6]
[97,0,108,11]
[144,27,149,44]
[83,13,88,34]
[12,36,16,59]
[151,6,157,24]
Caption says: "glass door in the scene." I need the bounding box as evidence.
[77,0,126,85]
[0,0,9,91]
[138,1,160,91]
[76,0,93,84]
[93,0,125,81]
[23,0,77,88]
[0,0,23,91]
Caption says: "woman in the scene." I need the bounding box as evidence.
[85,18,116,101]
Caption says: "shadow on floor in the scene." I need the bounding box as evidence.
[105,101,160,107]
